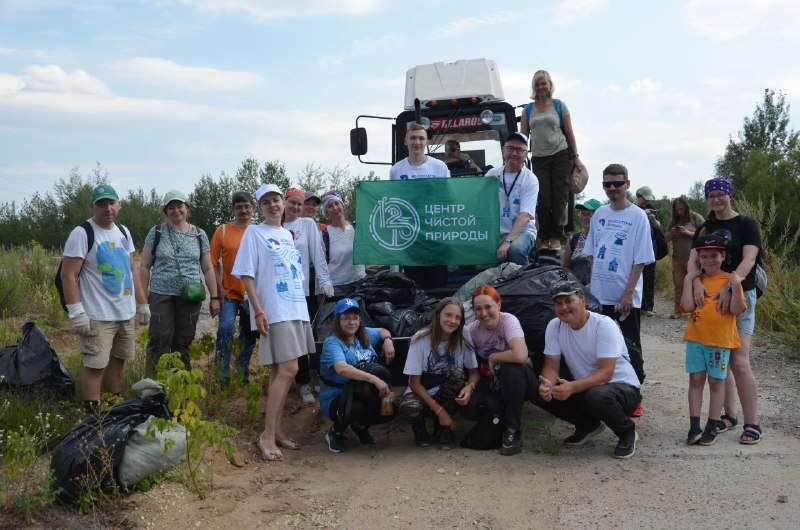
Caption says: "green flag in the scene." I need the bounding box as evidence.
[354,177,499,265]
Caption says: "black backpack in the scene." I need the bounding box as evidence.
[54,221,126,311]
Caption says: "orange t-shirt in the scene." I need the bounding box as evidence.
[682,272,743,349]
[210,223,249,301]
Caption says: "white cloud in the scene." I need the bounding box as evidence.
[316,34,399,70]
[170,0,380,22]
[0,73,25,95]
[22,65,110,95]
[629,78,663,95]
[552,0,609,26]
[686,0,800,41]
[436,12,518,38]
[111,57,262,92]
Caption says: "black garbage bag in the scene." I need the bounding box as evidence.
[0,322,74,398]
[351,270,417,306]
[50,393,171,506]
[490,265,601,357]
[366,301,434,338]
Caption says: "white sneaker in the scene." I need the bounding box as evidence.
[299,384,315,406]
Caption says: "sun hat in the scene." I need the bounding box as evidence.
[576,198,602,211]
[255,183,283,202]
[91,184,118,203]
[550,280,585,300]
[334,298,361,315]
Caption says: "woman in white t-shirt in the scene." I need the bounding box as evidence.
[462,286,536,456]
[283,187,335,405]
[319,190,366,293]
[399,297,480,449]
[232,183,315,462]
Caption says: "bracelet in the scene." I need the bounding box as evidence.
[210,296,220,300]
[434,406,443,416]
[254,311,265,319]
[504,239,514,244]
[466,381,476,391]
[381,335,393,343]
[571,154,579,159]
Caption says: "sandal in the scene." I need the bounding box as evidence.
[257,440,284,461]
[276,437,301,450]
[715,414,739,434]
[687,427,703,445]
[740,424,763,445]
[698,421,717,446]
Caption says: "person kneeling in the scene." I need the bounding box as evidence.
[319,298,396,453]
[398,298,480,450]
[532,280,641,459]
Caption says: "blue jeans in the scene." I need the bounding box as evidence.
[215,297,257,383]
[503,231,535,266]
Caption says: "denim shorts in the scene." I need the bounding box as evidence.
[736,288,757,336]
[685,340,730,379]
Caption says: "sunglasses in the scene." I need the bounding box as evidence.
[602,180,628,189]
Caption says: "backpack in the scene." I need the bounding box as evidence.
[55,221,126,311]
[523,99,565,151]
[652,226,669,261]
[151,223,202,265]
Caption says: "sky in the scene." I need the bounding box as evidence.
[1,0,800,207]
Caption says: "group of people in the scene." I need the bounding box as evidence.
[61,69,764,463]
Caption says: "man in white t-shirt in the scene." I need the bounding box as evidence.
[61,184,149,412]
[584,164,653,393]
[533,280,641,459]
[485,132,539,266]
[389,124,450,180]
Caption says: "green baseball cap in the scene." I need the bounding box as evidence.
[162,190,188,208]
[91,184,119,203]
[576,198,602,211]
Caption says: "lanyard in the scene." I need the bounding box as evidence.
[502,168,522,202]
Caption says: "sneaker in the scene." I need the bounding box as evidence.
[669,311,681,320]
[631,402,644,418]
[612,430,639,459]
[499,428,522,456]
[350,424,374,445]
[438,427,456,450]
[536,239,549,251]
[325,428,346,453]
[548,238,562,251]
[299,384,315,406]
[642,310,655,317]
[412,420,431,447]
[564,422,605,446]
[687,426,703,445]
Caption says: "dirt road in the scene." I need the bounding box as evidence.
[130,296,800,529]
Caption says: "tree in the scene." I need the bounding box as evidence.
[295,163,327,196]
[715,88,800,257]
[715,89,799,192]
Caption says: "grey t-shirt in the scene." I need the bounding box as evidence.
[528,100,570,157]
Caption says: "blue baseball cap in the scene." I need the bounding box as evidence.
[334,298,361,315]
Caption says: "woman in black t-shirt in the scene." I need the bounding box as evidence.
[688,177,762,445]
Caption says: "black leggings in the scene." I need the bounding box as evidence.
[327,384,394,432]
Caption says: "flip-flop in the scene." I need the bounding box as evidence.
[276,437,301,450]
[257,440,283,461]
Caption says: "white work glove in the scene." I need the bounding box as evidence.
[67,303,94,337]
[321,283,335,298]
[137,303,151,325]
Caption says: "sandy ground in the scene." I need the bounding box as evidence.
[119,294,800,530]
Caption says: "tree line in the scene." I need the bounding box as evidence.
[1,89,797,258]
[0,159,377,250]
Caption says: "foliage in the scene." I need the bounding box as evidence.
[154,353,237,499]
[715,89,800,258]
[0,244,64,325]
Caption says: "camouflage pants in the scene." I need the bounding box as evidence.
[398,364,468,421]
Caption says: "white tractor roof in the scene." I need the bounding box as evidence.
[404,59,505,110]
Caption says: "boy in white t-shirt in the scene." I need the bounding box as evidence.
[389,124,450,181]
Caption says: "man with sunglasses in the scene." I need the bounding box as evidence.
[485,132,539,266]
[584,165,654,411]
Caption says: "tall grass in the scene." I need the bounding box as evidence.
[0,244,63,327]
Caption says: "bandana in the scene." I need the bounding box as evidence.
[321,191,344,214]
[285,187,305,200]
[704,177,734,199]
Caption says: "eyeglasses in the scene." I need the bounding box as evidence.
[233,204,253,211]
[707,192,728,201]
[503,146,528,154]
[602,180,628,189]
